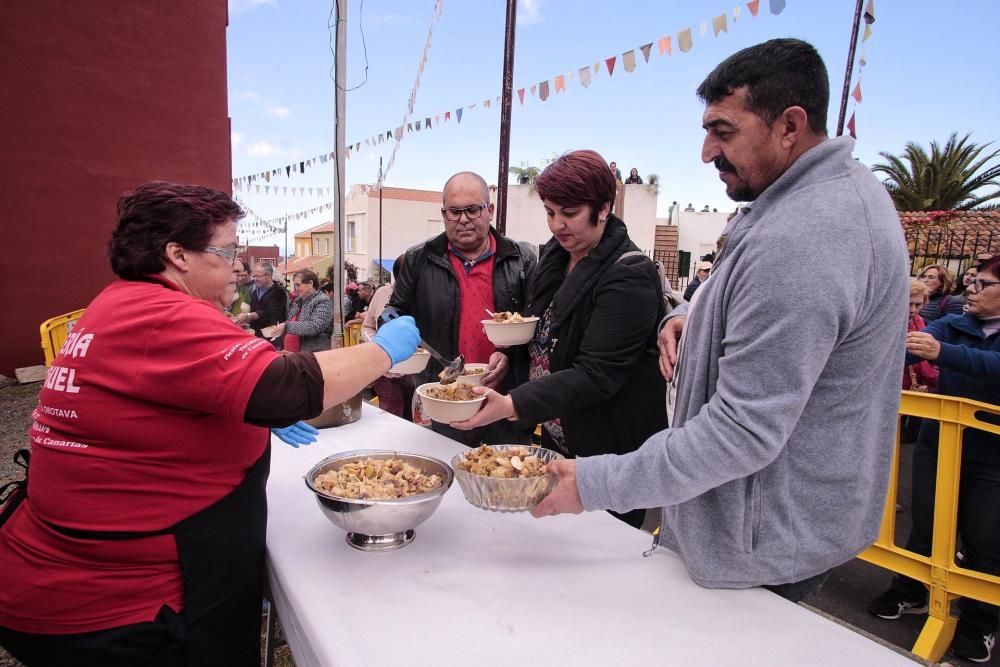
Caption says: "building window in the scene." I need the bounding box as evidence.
[347,218,359,253]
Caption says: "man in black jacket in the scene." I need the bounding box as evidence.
[388,171,536,445]
[235,261,288,338]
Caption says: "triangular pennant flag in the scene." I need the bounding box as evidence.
[517,87,526,104]
[863,23,872,41]
[456,108,463,123]
[467,103,477,109]
[539,80,550,101]
[445,111,451,121]
[592,62,601,73]
[407,122,413,132]
[299,161,305,173]
[264,172,271,182]
[425,116,431,128]
[733,5,742,20]
[415,120,421,131]
[292,163,298,173]
[678,28,693,53]
[847,112,857,138]
[605,56,617,76]
[622,51,636,73]
[484,98,491,108]
[747,0,760,17]
[435,114,440,125]
[554,75,566,93]
[264,185,270,194]
[578,67,592,88]
[864,0,875,24]
[851,82,862,103]
[658,36,672,55]
[355,142,360,152]
[308,187,314,196]
[712,13,728,36]
[365,139,370,147]
[286,166,291,177]
[283,187,288,195]
[769,0,785,14]
[319,154,327,163]
[255,185,261,194]
[640,43,653,62]
[699,21,707,37]
[859,48,867,67]
[530,84,537,97]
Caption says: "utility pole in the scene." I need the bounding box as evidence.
[836,0,865,137]
[495,0,517,235]
[331,0,347,335]
[378,156,384,286]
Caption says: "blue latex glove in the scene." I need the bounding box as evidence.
[372,314,420,365]
[271,421,320,448]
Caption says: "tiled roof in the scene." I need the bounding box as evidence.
[899,210,1000,259]
[277,254,329,274]
[294,222,334,238]
[358,185,441,203]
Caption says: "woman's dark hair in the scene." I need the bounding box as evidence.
[294,269,320,290]
[108,181,244,280]
[977,255,1000,277]
[535,150,616,225]
[696,38,829,136]
[392,254,405,282]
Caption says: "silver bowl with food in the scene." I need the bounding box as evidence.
[304,449,453,551]
[451,444,563,512]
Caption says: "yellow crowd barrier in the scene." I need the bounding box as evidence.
[343,322,362,347]
[859,391,1000,662]
[39,308,86,366]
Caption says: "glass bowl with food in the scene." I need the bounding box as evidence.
[452,444,563,512]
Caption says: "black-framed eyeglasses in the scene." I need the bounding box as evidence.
[441,203,489,222]
[969,278,1000,292]
[201,245,238,263]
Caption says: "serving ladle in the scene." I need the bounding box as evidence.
[378,306,466,384]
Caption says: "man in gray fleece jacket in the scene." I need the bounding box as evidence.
[533,39,909,596]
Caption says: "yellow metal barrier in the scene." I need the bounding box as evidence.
[859,391,1000,661]
[343,322,362,348]
[40,308,86,366]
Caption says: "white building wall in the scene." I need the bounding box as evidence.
[675,207,730,278]
[502,183,666,253]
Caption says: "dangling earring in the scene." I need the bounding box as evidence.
[598,217,606,224]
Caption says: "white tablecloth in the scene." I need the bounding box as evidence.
[266,405,914,666]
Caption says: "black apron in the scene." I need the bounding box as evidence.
[1,446,270,667]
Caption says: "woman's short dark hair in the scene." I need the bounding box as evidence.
[977,254,1000,276]
[696,38,829,136]
[108,181,244,280]
[535,150,616,225]
[294,269,320,290]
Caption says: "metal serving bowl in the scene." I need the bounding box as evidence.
[452,445,564,512]
[304,450,453,552]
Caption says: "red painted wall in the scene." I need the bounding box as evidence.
[0,1,232,375]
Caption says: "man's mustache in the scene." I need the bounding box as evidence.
[714,156,736,173]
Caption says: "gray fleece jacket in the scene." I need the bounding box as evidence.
[576,137,909,587]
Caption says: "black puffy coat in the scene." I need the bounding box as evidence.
[510,215,668,458]
[387,227,537,390]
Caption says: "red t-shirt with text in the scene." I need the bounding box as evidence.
[0,278,278,633]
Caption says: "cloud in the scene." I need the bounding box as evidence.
[229,0,275,19]
[267,106,291,119]
[517,0,543,25]
[231,132,244,149]
[246,140,300,158]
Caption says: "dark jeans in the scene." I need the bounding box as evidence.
[891,439,1000,636]
[765,570,830,603]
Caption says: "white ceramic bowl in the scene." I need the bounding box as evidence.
[389,348,431,374]
[416,382,485,423]
[456,363,489,385]
[481,317,539,346]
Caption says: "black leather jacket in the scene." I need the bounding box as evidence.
[387,228,537,389]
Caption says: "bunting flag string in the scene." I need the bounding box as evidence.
[233,195,335,244]
[847,0,875,139]
[232,0,786,191]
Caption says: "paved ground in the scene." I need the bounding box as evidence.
[0,383,994,665]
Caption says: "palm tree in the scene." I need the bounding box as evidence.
[509,162,540,185]
[873,133,1000,210]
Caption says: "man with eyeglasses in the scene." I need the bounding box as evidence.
[227,259,253,317]
[235,262,288,338]
[388,171,536,445]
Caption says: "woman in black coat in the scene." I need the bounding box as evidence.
[453,150,667,527]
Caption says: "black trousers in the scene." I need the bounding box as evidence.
[891,440,1000,636]
[0,597,261,667]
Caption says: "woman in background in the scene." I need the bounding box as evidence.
[917,264,963,322]
[270,269,333,353]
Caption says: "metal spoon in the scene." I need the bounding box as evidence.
[378,306,465,384]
